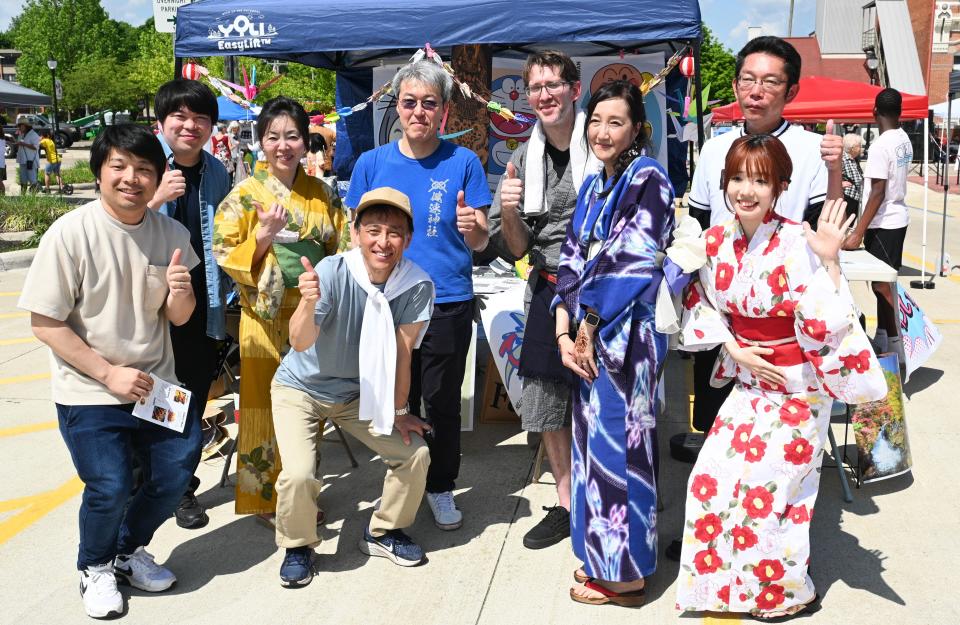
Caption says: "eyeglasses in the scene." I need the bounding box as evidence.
[399,98,440,112]
[524,81,570,97]
[736,75,786,92]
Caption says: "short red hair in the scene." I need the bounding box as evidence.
[722,134,793,206]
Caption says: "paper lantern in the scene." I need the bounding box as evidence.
[182,62,201,81]
[679,55,696,78]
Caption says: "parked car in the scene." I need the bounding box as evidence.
[3,113,80,155]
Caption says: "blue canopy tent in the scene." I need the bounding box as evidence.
[216,95,258,121]
[175,0,702,182]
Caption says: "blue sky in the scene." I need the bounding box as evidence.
[1,0,816,53]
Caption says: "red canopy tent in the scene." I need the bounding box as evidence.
[710,76,928,123]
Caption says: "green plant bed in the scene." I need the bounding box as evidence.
[60,160,96,185]
[0,194,73,249]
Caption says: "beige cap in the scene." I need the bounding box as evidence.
[354,187,413,221]
[15,114,31,127]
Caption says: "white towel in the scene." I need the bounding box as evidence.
[522,111,601,216]
[343,248,434,435]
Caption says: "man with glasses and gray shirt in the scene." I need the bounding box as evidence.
[347,60,492,531]
[487,50,601,550]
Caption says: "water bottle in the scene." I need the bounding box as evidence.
[943,252,953,275]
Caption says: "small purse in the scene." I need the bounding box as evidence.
[272,239,325,288]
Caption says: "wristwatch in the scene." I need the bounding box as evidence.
[395,404,410,416]
[584,312,600,327]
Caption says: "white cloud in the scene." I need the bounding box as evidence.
[1,0,154,32]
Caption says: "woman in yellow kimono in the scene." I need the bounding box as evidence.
[214,96,345,516]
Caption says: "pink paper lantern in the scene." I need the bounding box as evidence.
[679,55,696,78]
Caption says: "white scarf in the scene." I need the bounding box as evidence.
[522,110,601,216]
[343,248,434,435]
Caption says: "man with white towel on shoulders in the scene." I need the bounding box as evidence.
[268,187,435,588]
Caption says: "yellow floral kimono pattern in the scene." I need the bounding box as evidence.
[214,167,344,514]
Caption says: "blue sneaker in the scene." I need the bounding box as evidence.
[279,547,314,588]
[359,528,424,567]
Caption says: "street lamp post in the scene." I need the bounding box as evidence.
[47,57,59,139]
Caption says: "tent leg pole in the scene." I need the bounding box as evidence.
[940,95,953,279]
[912,115,933,289]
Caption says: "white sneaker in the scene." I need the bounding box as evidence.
[79,563,123,619]
[426,491,463,530]
[114,547,176,592]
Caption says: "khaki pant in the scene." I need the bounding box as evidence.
[270,381,430,549]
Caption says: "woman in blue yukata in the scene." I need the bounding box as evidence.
[554,79,676,607]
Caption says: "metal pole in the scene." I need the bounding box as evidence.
[912,115,933,289]
[788,0,796,37]
[49,66,59,137]
[940,95,952,278]
[693,41,705,151]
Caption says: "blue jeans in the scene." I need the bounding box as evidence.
[56,402,202,569]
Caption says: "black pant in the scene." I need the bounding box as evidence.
[171,312,221,481]
[409,300,474,493]
[692,347,734,433]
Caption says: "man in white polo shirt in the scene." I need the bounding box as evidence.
[843,88,912,357]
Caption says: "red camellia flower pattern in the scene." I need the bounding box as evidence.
[755,584,787,611]
[705,226,725,257]
[733,235,748,259]
[767,299,796,318]
[840,349,872,374]
[778,398,812,426]
[801,317,828,341]
[742,485,774,519]
[694,513,723,543]
[766,265,789,295]
[731,525,759,551]
[691,473,718,503]
[716,262,735,291]
[717,585,731,605]
[783,437,814,465]
[684,284,701,309]
[744,436,767,463]
[785,503,811,524]
[763,232,781,255]
[731,423,753,454]
[753,559,786,582]
[693,548,723,574]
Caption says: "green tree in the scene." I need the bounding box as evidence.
[9,0,128,93]
[61,56,140,112]
[128,19,174,101]
[699,24,736,107]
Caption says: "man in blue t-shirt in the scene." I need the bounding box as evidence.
[346,59,491,531]
[271,187,435,587]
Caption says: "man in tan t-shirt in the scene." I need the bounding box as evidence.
[18,124,200,620]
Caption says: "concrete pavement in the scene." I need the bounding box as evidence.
[1,182,959,623]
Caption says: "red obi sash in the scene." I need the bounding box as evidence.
[730,314,804,367]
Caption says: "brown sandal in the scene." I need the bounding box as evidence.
[569,580,646,607]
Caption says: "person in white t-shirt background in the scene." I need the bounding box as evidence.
[844,88,912,357]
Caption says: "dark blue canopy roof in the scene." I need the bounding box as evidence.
[175,0,701,68]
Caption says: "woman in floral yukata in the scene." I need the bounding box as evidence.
[675,134,887,621]
[214,97,344,518]
[554,80,675,607]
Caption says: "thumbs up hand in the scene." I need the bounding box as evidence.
[500,161,523,213]
[165,248,192,299]
[456,190,478,234]
[820,118,843,171]
[298,256,321,303]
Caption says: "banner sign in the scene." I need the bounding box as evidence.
[896,284,942,382]
[477,284,526,412]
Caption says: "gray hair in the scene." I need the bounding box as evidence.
[391,60,454,104]
[842,133,863,154]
